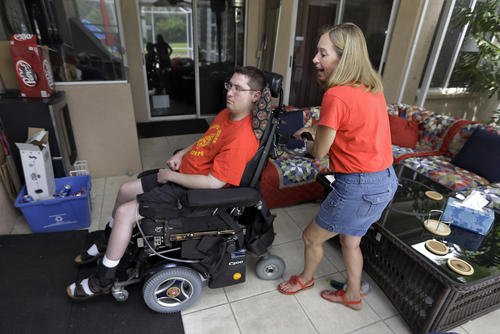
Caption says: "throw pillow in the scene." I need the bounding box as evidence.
[278,109,305,149]
[388,115,419,149]
[451,128,500,183]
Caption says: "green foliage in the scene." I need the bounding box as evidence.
[453,0,499,97]
[156,15,187,43]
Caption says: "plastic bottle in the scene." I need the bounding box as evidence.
[329,279,371,295]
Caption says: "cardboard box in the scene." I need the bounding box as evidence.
[15,128,55,200]
[442,197,495,236]
[9,34,56,98]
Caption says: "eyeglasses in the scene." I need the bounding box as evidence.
[224,81,257,93]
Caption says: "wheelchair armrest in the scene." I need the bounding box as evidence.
[137,168,160,179]
[180,187,262,208]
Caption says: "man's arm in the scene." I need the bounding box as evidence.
[157,169,226,189]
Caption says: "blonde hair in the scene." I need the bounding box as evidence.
[321,23,383,93]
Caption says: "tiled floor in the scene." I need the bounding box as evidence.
[8,134,499,334]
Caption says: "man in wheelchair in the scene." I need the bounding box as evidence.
[67,66,268,300]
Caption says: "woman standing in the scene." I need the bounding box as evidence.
[277,23,397,311]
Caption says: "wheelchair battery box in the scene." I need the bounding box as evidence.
[209,249,246,289]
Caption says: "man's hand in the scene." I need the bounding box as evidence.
[157,168,173,184]
[166,148,188,170]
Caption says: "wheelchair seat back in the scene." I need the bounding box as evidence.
[239,71,283,188]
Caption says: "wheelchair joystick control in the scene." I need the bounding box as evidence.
[300,132,314,141]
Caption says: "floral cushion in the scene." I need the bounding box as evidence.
[269,150,329,188]
[392,145,440,164]
[416,113,457,151]
[302,106,321,127]
[402,155,490,191]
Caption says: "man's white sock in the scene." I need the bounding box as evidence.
[102,255,120,268]
[86,244,99,256]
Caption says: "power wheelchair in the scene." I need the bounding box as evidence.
[104,72,287,313]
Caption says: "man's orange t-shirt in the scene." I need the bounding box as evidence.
[179,108,259,186]
[317,85,393,173]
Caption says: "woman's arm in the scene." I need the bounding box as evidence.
[306,125,336,159]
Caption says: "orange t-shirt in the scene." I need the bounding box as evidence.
[317,85,393,173]
[179,108,259,186]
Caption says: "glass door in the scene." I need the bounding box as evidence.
[196,0,245,115]
[139,1,196,118]
[289,0,339,107]
[288,0,396,107]
[138,0,245,120]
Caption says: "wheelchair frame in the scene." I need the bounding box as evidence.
[106,72,287,313]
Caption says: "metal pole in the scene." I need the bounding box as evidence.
[379,0,400,74]
[397,0,429,104]
[416,0,456,107]
[335,0,346,25]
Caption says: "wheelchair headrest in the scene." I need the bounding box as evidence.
[252,87,272,140]
[263,71,283,98]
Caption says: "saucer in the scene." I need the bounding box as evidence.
[447,258,474,276]
[425,190,443,201]
[423,219,451,236]
[425,239,449,255]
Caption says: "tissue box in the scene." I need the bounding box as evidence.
[442,197,495,235]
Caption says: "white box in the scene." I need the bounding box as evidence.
[152,95,170,109]
[16,128,55,200]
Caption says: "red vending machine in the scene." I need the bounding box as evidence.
[9,34,56,98]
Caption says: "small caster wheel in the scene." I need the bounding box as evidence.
[112,286,129,302]
[256,254,286,280]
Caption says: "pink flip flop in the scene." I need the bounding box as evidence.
[320,289,362,310]
[278,275,314,295]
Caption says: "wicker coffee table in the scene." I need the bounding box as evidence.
[361,166,500,334]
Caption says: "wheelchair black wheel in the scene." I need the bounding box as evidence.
[143,266,203,313]
[255,255,285,280]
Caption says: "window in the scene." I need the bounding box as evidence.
[418,0,498,105]
[1,0,125,82]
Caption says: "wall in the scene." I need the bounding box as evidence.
[0,41,17,87]
[271,0,296,104]
[425,91,498,122]
[246,0,267,67]
[0,182,21,234]
[0,41,24,234]
[382,0,428,104]
[119,0,149,124]
[55,82,142,177]
[401,0,444,104]
[0,42,142,178]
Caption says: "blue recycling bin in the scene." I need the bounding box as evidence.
[14,175,91,233]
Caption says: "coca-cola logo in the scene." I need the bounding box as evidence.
[16,60,38,87]
[42,59,54,89]
[13,34,34,42]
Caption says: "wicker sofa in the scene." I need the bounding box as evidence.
[387,103,500,210]
[259,103,500,210]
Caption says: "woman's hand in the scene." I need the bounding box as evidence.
[157,168,173,184]
[292,125,317,140]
